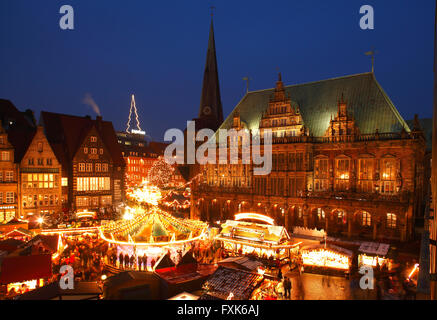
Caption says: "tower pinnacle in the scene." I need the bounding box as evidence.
[197,15,224,131]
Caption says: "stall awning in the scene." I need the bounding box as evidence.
[0,254,52,284]
[358,242,390,256]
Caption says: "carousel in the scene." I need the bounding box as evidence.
[99,181,208,269]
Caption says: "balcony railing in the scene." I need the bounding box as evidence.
[194,185,410,203]
[256,132,415,145]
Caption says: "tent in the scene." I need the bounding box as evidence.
[0,254,52,284]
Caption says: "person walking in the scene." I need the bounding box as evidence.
[119,253,124,269]
[138,255,143,271]
[278,268,283,280]
[283,276,292,299]
[124,253,129,269]
[129,255,135,269]
[142,254,148,271]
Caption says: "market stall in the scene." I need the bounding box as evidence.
[300,244,352,276]
[200,266,264,300]
[357,242,391,269]
[216,219,299,262]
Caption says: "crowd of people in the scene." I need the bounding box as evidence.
[52,233,108,283]
[349,260,418,300]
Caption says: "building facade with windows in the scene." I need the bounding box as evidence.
[191,73,427,242]
[41,112,125,218]
[19,126,62,219]
[0,123,19,222]
[116,132,160,187]
[0,99,37,221]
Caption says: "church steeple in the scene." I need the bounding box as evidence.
[198,17,223,130]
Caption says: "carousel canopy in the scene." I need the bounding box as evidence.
[99,208,207,246]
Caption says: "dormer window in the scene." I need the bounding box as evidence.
[37,142,43,152]
[84,147,88,154]
[90,136,97,142]
[1,151,10,161]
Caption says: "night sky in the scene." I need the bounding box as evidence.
[0,0,434,141]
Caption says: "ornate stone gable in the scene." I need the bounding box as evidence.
[325,94,359,138]
[259,73,304,137]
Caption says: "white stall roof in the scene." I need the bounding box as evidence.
[358,242,390,256]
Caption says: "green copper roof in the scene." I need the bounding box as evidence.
[218,72,411,137]
[152,218,168,237]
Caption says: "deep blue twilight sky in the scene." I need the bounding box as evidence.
[0,0,434,141]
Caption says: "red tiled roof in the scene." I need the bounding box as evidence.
[40,112,125,167]
[0,254,52,284]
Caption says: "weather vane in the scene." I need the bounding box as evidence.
[242,76,251,93]
[365,47,378,73]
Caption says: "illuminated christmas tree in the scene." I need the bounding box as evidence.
[148,157,174,187]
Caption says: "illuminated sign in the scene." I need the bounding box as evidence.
[234,213,275,225]
[131,129,146,135]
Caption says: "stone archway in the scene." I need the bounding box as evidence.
[311,207,326,230]
[331,208,348,236]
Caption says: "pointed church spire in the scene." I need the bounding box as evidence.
[198,16,224,130]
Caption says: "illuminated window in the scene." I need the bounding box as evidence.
[336,210,347,225]
[84,147,88,154]
[1,151,10,161]
[86,163,93,172]
[358,158,374,193]
[62,177,68,186]
[102,163,108,172]
[91,148,97,154]
[335,158,350,191]
[317,208,325,220]
[5,192,14,204]
[76,197,89,207]
[79,163,85,172]
[380,158,396,194]
[99,148,103,155]
[297,207,303,220]
[95,163,102,172]
[361,211,371,227]
[314,158,329,191]
[91,196,99,206]
[5,171,13,182]
[90,136,97,142]
[101,196,112,206]
[387,213,397,229]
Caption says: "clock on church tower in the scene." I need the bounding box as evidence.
[202,106,212,116]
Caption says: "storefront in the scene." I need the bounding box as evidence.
[0,205,17,224]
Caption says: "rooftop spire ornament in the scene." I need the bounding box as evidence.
[365,47,378,73]
[126,94,145,135]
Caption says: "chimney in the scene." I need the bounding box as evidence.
[96,115,103,132]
